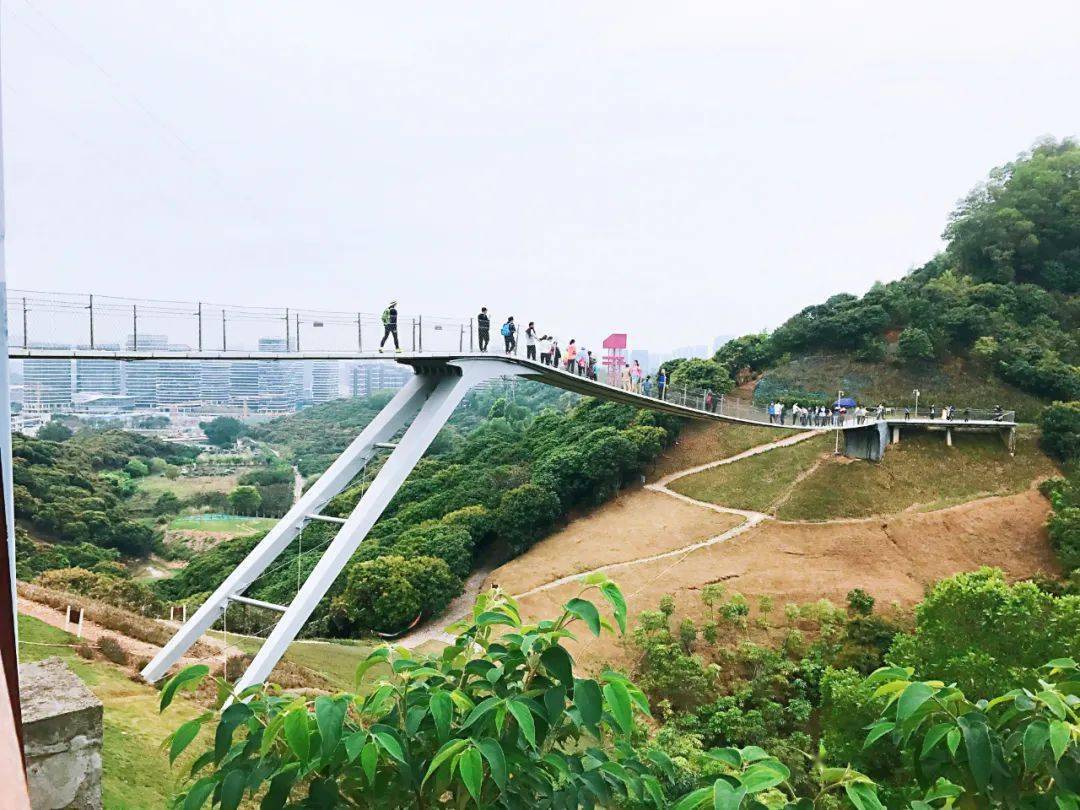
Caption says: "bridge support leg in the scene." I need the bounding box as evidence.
[229,363,513,693]
[141,373,440,684]
[946,427,953,447]
[891,426,900,444]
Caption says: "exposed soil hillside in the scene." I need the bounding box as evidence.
[486,425,1061,672]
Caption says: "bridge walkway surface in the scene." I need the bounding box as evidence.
[6,346,1018,433]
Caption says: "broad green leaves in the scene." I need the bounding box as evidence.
[162,580,658,808]
[861,658,1080,806]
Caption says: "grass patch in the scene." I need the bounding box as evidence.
[755,355,1048,422]
[18,614,201,809]
[649,421,784,481]
[775,427,1057,521]
[206,630,374,693]
[168,515,276,534]
[133,473,239,504]
[669,434,832,512]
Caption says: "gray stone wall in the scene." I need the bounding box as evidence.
[19,657,103,810]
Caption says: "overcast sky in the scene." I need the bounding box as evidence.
[3,1,1079,353]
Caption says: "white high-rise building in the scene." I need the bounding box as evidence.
[74,344,123,395]
[123,334,168,407]
[311,361,341,403]
[349,362,411,397]
[24,344,74,411]
[199,362,231,403]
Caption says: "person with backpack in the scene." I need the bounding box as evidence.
[657,368,667,400]
[551,338,562,369]
[476,307,490,352]
[525,322,538,360]
[379,300,399,352]
[501,317,517,354]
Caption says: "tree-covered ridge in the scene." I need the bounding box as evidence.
[159,395,680,636]
[716,138,1080,403]
[11,431,194,556]
[250,380,572,477]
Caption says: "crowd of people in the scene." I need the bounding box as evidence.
[381,302,1009,427]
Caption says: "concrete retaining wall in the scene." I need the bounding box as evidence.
[19,657,102,810]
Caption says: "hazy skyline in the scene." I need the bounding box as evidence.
[3,1,1080,352]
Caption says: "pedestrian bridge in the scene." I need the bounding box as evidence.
[9,345,1018,435]
[9,293,1018,692]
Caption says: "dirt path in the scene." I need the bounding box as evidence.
[17,597,225,667]
[397,565,495,649]
[482,428,1059,670]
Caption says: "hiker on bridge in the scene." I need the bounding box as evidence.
[551,339,561,368]
[379,300,399,352]
[524,322,538,360]
[564,339,577,371]
[476,307,490,352]
[539,334,552,365]
[657,368,667,399]
[631,360,643,392]
[501,317,517,354]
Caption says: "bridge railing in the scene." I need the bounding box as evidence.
[5,290,479,355]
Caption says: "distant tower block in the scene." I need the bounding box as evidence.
[602,333,627,386]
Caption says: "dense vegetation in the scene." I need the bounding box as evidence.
[12,430,196,556]
[715,138,1080,409]
[159,390,680,636]
[165,570,1080,808]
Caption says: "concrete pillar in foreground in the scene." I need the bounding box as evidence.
[19,657,102,809]
[946,427,953,447]
[891,426,900,444]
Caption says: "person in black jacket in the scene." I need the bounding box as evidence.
[477,307,490,352]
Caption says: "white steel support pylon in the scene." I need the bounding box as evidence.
[141,359,523,691]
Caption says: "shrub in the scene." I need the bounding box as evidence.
[888,567,1080,695]
[98,635,128,666]
[75,643,94,660]
[440,505,496,547]
[162,578,684,808]
[668,358,734,394]
[493,483,561,554]
[124,458,150,478]
[1040,401,1080,461]
[330,555,461,635]
[36,567,164,614]
[897,326,935,363]
[391,523,474,578]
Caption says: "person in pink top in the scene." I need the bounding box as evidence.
[631,360,643,392]
[564,339,577,372]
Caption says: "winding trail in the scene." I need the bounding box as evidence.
[396,429,820,644]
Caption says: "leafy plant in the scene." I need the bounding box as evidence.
[862,658,1080,803]
[162,576,669,808]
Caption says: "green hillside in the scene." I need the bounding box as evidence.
[671,426,1056,520]
[710,138,1080,418]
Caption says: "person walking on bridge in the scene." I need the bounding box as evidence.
[631,360,643,392]
[657,368,667,400]
[564,339,577,372]
[551,339,562,369]
[379,300,399,352]
[477,307,490,352]
[539,334,552,365]
[525,322,538,360]
[501,317,517,354]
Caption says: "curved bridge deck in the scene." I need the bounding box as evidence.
[11,347,1017,432]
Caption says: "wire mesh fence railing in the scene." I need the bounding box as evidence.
[7,289,1017,427]
[6,289,478,356]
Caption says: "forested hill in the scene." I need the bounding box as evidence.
[714,138,1080,413]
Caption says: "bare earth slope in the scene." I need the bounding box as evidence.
[486,426,1060,670]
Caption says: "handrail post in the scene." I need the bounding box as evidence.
[132,304,138,350]
[469,317,474,352]
[285,308,291,351]
[88,294,95,349]
[295,312,301,352]
[411,318,416,351]
[21,296,26,348]
[418,315,423,352]
[197,302,203,351]
[222,309,227,351]
[357,314,363,352]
